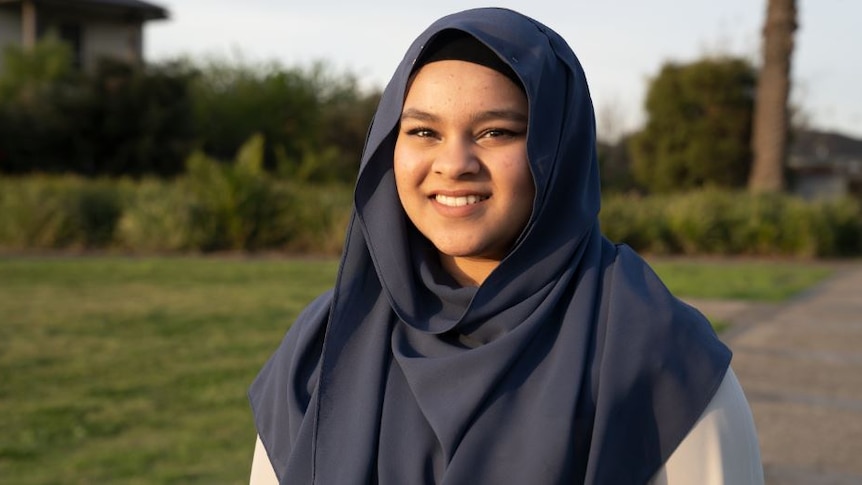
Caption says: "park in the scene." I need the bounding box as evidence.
[1,0,861,483]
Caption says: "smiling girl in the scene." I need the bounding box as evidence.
[249,8,762,485]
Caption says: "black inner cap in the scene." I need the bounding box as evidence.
[414,30,523,90]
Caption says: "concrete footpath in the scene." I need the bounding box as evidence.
[690,263,862,485]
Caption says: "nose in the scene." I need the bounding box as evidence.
[432,138,480,178]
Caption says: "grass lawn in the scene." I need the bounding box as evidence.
[650,259,834,301]
[0,256,834,483]
[0,257,339,484]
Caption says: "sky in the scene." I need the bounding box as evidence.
[145,0,862,140]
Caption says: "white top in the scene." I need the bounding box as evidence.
[250,368,763,484]
[649,368,764,484]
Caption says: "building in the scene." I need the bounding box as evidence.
[788,130,862,200]
[0,0,168,72]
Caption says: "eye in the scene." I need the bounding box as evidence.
[405,127,437,138]
[477,127,525,142]
[482,128,516,138]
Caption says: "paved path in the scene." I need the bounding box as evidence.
[691,263,862,485]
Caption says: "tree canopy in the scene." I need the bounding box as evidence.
[0,41,379,181]
[629,57,756,193]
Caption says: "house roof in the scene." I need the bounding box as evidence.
[0,0,169,21]
[791,130,862,161]
[789,129,862,176]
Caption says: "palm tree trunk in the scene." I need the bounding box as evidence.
[749,0,797,192]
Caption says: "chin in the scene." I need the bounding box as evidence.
[432,242,500,261]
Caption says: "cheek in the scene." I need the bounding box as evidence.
[517,164,535,198]
[503,149,534,196]
[510,156,536,218]
[393,149,407,192]
[393,142,420,190]
[393,144,415,209]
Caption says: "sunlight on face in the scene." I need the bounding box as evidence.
[394,60,533,285]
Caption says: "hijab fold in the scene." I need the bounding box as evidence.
[250,8,730,484]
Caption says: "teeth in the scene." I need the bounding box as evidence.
[435,194,487,207]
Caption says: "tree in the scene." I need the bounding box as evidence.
[598,136,637,193]
[0,34,74,103]
[189,58,378,183]
[749,0,797,193]
[629,58,756,193]
[85,58,197,177]
[0,36,81,174]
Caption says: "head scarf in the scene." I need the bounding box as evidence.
[250,8,730,484]
[415,29,522,89]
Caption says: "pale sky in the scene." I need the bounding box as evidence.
[145,1,862,140]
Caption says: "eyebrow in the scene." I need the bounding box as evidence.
[400,108,528,124]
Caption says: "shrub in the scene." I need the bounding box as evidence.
[0,176,125,249]
[190,58,376,183]
[1,46,375,182]
[600,193,676,254]
[182,135,298,251]
[116,179,196,251]
[285,182,352,254]
[83,59,197,177]
[112,135,352,255]
[731,192,785,254]
[601,190,862,258]
[664,190,720,254]
[811,198,862,257]
[0,34,74,102]
[2,177,856,258]
[0,42,196,177]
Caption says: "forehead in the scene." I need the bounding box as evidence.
[404,60,527,110]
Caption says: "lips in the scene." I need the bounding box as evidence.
[434,194,489,207]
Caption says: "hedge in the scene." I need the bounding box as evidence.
[600,189,862,257]
[1,176,859,257]
[0,137,353,254]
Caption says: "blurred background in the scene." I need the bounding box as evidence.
[0,1,860,483]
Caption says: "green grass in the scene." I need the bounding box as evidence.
[651,259,835,301]
[0,256,834,483]
[0,257,339,484]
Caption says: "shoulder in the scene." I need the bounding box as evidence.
[651,368,764,484]
[603,244,730,358]
[586,242,733,482]
[604,244,684,312]
[248,289,334,479]
[251,288,333,397]
[600,243,729,363]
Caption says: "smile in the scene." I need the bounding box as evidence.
[434,194,488,207]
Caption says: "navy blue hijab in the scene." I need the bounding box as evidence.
[250,8,730,484]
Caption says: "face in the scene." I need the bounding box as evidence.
[394,60,534,279]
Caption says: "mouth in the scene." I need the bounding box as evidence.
[434,194,489,207]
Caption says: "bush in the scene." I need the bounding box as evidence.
[286,182,352,254]
[82,59,197,177]
[0,43,376,182]
[190,58,377,183]
[664,189,743,254]
[119,135,351,254]
[811,198,862,257]
[116,179,196,251]
[2,176,857,258]
[0,176,126,249]
[183,146,295,251]
[0,33,74,102]
[601,190,862,257]
[600,194,676,254]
